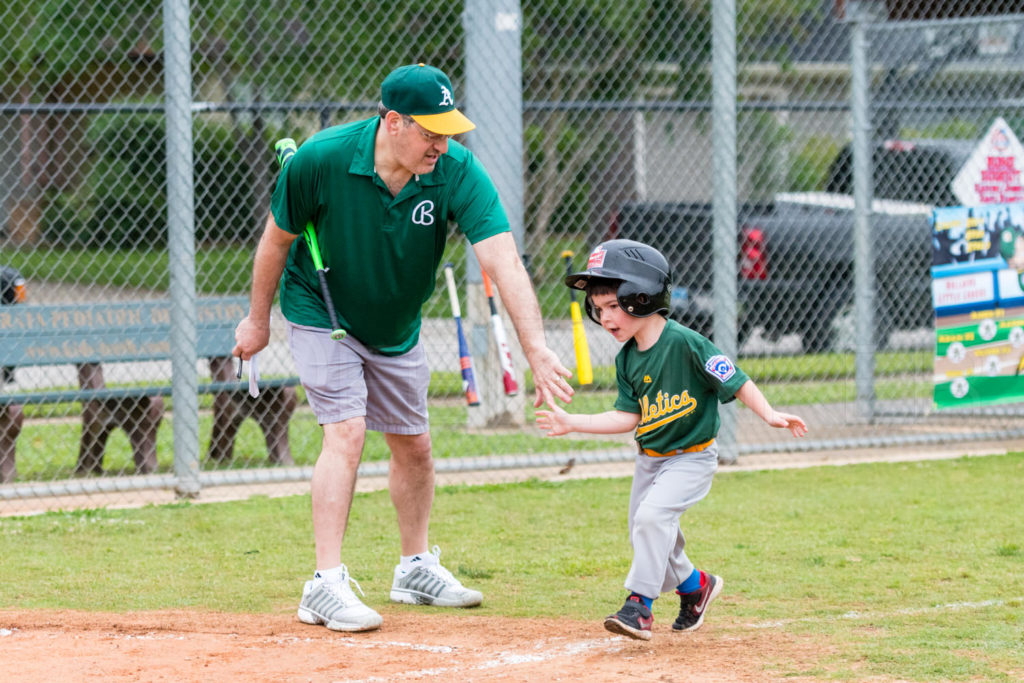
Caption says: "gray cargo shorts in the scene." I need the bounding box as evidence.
[286,321,429,434]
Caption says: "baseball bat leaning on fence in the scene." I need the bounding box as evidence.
[561,250,593,385]
[481,269,519,396]
[274,137,346,341]
[443,263,481,406]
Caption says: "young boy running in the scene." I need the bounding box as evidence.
[536,239,807,641]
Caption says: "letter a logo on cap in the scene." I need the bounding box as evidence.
[439,86,454,107]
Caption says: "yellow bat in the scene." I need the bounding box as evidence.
[562,250,593,385]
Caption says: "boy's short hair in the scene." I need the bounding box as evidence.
[584,277,620,299]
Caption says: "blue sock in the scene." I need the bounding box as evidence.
[677,569,702,594]
[629,592,654,609]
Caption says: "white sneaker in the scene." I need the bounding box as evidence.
[297,565,383,632]
[389,545,483,608]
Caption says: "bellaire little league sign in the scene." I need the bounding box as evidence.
[932,118,1024,409]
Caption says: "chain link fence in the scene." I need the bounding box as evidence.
[3,0,1024,512]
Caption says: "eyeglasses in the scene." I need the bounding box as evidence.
[398,114,449,144]
[414,123,449,145]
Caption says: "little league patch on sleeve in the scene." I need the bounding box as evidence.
[704,355,736,381]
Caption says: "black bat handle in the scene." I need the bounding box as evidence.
[317,269,341,331]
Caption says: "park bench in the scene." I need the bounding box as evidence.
[0,296,298,483]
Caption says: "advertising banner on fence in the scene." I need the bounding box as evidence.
[932,203,1024,409]
[933,305,1024,408]
[951,117,1024,206]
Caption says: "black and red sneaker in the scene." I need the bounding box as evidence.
[604,594,653,640]
[672,571,723,632]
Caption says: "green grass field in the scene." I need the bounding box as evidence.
[1,455,1021,680]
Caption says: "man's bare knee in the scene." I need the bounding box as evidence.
[321,418,367,465]
[386,432,431,464]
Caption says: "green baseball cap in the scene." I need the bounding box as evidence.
[381,63,475,136]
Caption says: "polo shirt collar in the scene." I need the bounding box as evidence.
[349,118,379,177]
[349,116,448,187]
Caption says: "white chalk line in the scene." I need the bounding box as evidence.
[746,597,1019,629]
[255,636,453,653]
[337,636,626,682]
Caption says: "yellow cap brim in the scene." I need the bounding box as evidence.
[411,109,476,136]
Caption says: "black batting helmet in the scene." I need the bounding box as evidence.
[564,239,671,323]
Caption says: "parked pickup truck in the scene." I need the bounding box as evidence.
[609,139,973,352]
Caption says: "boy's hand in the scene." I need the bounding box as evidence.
[535,403,573,436]
[768,410,808,438]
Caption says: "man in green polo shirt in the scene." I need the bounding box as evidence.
[234,64,573,633]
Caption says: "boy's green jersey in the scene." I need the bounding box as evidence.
[614,319,750,453]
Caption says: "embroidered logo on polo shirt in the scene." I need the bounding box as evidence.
[412,200,435,226]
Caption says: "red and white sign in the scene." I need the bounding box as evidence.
[951,117,1024,205]
[931,272,996,310]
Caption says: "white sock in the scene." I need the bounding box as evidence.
[400,551,434,572]
[313,565,345,585]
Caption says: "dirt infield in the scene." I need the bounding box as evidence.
[1,608,830,682]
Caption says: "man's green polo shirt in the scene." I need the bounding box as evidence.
[271,117,509,355]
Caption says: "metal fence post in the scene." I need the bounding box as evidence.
[163,0,200,497]
[850,8,877,422]
[713,0,738,464]
[464,0,527,427]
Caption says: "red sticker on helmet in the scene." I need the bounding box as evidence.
[587,246,606,269]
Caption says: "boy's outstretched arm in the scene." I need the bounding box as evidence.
[734,380,808,437]
[536,403,640,437]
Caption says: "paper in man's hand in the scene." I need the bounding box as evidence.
[248,353,260,398]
